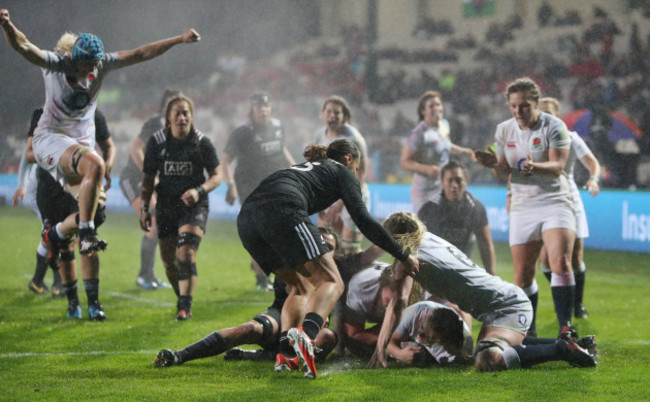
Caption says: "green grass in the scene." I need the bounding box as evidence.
[1,206,649,401]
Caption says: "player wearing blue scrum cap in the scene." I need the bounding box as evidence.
[0,8,200,259]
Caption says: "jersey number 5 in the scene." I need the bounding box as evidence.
[291,161,321,172]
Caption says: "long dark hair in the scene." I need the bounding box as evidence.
[303,139,359,165]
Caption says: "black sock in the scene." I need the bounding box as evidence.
[574,270,586,306]
[32,253,49,284]
[522,337,557,346]
[140,236,157,279]
[83,279,100,306]
[542,270,552,282]
[551,285,575,328]
[278,331,296,357]
[513,341,563,368]
[302,312,324,340]
[178,295,193,311]
[527,291,538,336]
[52,269,62,287]
[64,281,79,306]
[178,331,227,363]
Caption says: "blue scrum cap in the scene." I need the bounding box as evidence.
[72,33,104,64]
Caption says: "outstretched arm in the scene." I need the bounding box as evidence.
[368,264,414,368]
[0,9,47,67]
[117,28,200,68]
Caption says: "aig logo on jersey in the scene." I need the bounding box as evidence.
[531,136,544,151]
[164,161,193,176]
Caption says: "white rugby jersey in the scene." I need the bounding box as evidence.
[344,262,391,325]
[494,112,572,209]
[565,131,592,198]
[414,232,529,323]
[396,301,472,363]
[406,119,451,193]
[35,50,120,148]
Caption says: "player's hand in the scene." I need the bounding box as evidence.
[368,347,388,369]
[400,255,420,277]
[427,164,440,178]
[181,188,199,206]
[520,154,534,176]
[11,188,25,206]
[103,172,112,191]
[181,29,201,43]
[0,9,10,27]
[474,147,497,168]
[225,184,237,206]
[584,179,600,196]
[139,211,151,232]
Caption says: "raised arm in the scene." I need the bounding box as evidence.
[117,28,200,68]
[0,9,47,67]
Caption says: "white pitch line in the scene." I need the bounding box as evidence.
[104,291,176,307]
[0,350,158,359]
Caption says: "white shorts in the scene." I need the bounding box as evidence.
[572,194,589,239]
[481,300,532,336]
[509,203,576,246]
[341,182,371,235]
[32,132,96,181]
[24,166,41,220]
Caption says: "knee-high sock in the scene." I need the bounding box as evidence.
[513,341,563,368]
[302,312,324,340]
[551,272,575,328]
[178,331,227,363]
[522,280,539,335]
[574,262,586,306]
[32,242,49,284]
[83,279,100,306]
[64,281,79,307]
[139,235,158,279]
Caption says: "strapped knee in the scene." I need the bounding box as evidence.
[474,337,520,371]
[69,146,93,175]
[252,314,275,340]
[177,232,202,250]
[60,249,75,262]
[177,260,196,281]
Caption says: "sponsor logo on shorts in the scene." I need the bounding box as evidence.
[507,141,516,148]
[164,161,192,176]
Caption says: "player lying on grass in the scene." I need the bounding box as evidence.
[385,300,474,366]
[369,211,598,372]
[154,228,380,370]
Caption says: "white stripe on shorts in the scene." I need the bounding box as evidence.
[295,222,319,260]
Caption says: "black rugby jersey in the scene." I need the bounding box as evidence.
[417,190,488,255]
[143,129,219,199]
[122,115,163,178]
[245,158,409,261]
[224,118,288,201]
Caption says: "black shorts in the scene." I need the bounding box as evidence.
[236,200,330,275]
[119,170,143,205]
[156,196,209,238]
[36,168,78,226]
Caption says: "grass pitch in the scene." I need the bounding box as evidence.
[0,206,649,401]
